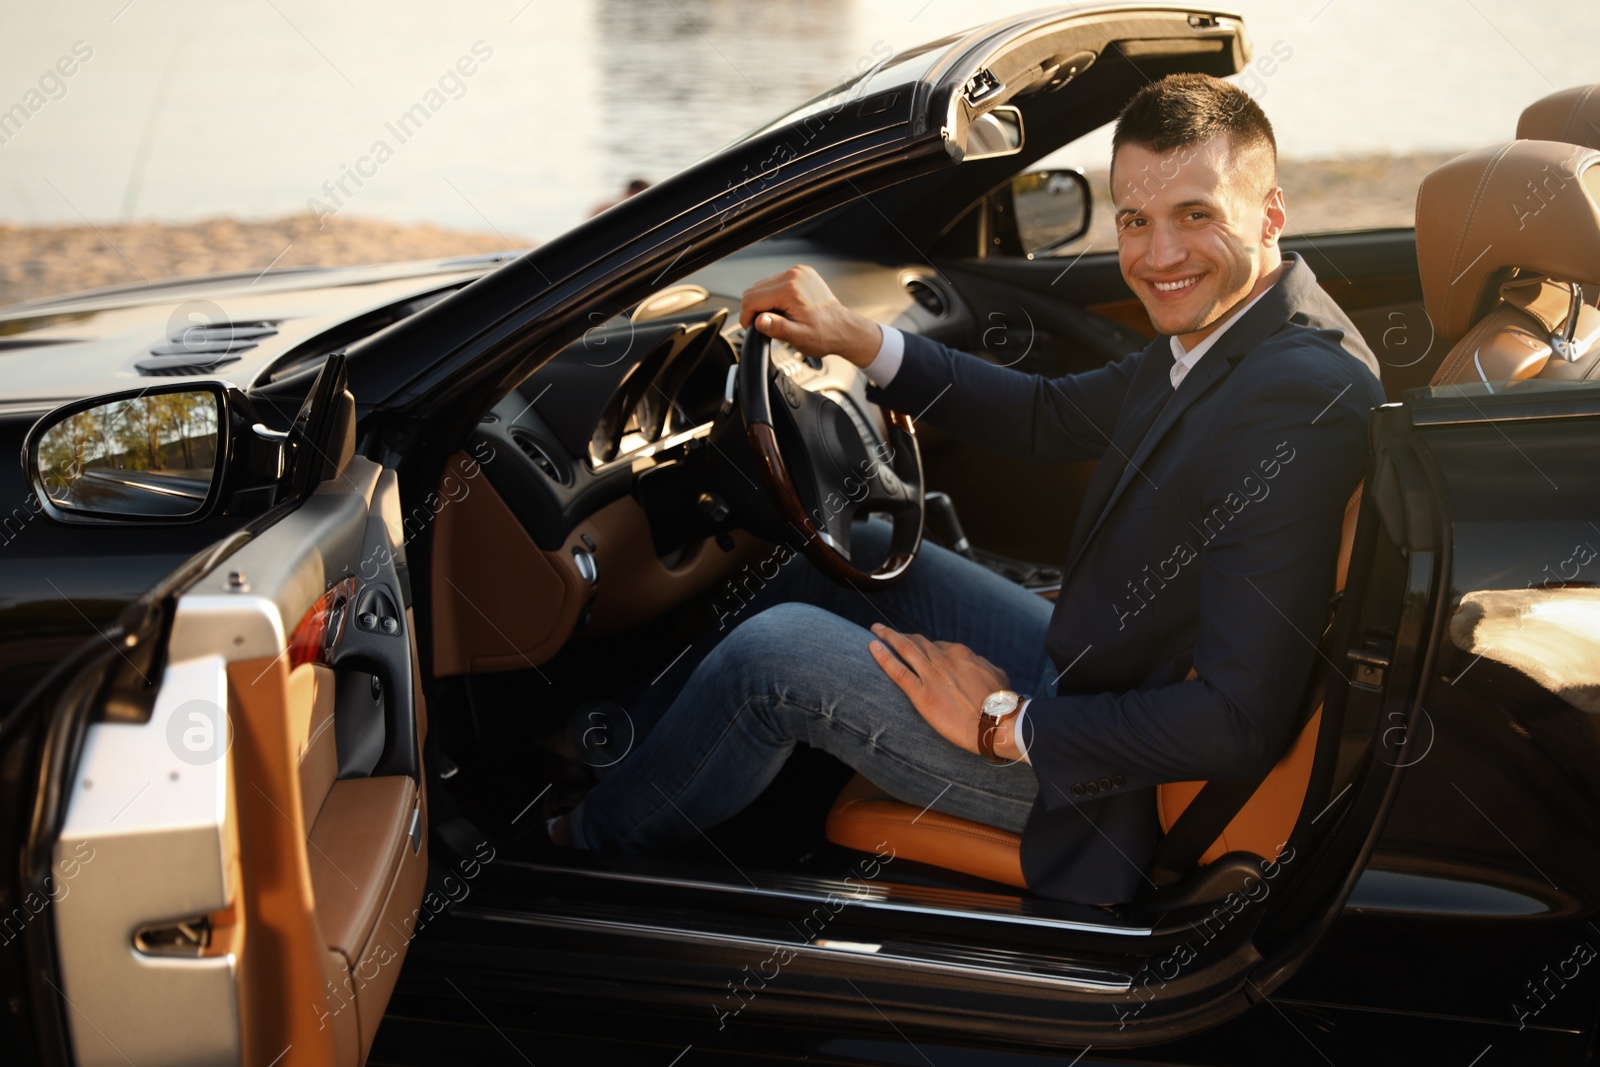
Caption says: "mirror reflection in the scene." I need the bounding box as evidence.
[1012,169,1089,257]
[964,106,1024,161]
[37,391,221,518]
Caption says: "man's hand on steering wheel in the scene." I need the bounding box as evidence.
[739,264,882,368]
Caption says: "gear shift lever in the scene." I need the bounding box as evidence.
[923,491,972,558]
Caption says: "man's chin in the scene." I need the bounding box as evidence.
[1141,303,1213,338]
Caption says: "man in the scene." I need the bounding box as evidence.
[559,73,1384,903]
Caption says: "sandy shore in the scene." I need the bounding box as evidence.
[0,215,532,309]
[0,153,1451,309]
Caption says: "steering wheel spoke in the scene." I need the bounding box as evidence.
[738,328,924,587]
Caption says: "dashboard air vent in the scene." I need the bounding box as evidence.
[136,321,279,376]
[903,277,947,317]
[510,428,572,485]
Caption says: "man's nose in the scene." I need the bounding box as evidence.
[1145,221,1187,272]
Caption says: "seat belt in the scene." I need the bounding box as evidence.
[1147,608,1338,887]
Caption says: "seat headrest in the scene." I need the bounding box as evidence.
[1519,84,1600,149]
[1416,140,1600,344]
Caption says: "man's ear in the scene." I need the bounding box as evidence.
[1261,186,1287,247]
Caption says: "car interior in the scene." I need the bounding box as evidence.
[121,71,1600,1067]
[25,22,1600,1065]
[412,79,1600,936]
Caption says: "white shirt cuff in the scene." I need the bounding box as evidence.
[1013,698,1032,765]
[863,324,904,387]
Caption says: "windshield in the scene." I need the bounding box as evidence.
[721,34,958,155]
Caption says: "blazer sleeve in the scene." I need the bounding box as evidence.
[1021,364,1378,807]
[864,330,1145,464]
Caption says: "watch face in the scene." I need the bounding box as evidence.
[981,690,1019,719]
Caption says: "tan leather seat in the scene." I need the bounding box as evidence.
[1519,84,1600,149]
[828,773,1028,887]
[1414,139,1600,388]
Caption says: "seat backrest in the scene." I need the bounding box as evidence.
[1155,489,1359,864]
[1519,84,1600,149]
[1417,140,1600,388]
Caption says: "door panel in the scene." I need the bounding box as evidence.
[50,455,426,1066]
[51,653,244,1067]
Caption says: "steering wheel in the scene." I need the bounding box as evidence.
[738,326,924,586]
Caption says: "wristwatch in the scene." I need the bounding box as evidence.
[978,689,1022,764]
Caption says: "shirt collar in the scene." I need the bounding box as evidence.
[1168,282,1277,371]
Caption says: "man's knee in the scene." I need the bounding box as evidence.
[731,602,842,650]
[714,603,868,694]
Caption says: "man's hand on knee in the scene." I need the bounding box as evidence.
[867,623,1014,758]
[739,264,883,368]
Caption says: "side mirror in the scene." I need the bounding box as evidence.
[24,381,289,524]
[1010,168,1090,258]
[961,106,1025,162]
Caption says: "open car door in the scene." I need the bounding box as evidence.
[3,358,428,1066]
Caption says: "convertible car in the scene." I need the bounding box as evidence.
[3,6,1599,1065]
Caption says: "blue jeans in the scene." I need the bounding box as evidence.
[573,521,1056,852]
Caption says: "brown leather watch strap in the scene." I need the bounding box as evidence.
[978,708,1020,764]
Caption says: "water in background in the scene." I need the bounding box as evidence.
[2,0,1597,242]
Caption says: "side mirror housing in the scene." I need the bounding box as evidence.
[24,382,285,525]
[24,354,355,526]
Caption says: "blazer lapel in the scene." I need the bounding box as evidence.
[1066,339,1172,542]
[1057,266,1306,585]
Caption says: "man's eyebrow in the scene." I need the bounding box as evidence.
[1115,196,1218,218]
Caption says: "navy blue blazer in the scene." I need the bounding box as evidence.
[866,254,1385,903]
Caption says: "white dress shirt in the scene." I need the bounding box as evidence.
[863,322,905,387]
[1167,284,1274,389]
[863,282,1276,765]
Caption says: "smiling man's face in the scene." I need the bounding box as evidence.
[1111,134,1286,347]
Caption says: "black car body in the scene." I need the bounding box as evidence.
[2,6,1599,1065]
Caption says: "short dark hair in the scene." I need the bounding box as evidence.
[1112,73,1276,174]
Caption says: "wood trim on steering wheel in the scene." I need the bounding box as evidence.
[744,419,918,586]
[738,326,923,587]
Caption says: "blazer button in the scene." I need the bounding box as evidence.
[1098,777,1112,791]
[1072,783,1085,797]
[1112,774,1125,787]
[1084,781,1099,795]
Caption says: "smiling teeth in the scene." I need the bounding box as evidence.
[1153,278,1199,292]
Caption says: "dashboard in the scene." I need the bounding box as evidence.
[467,245,959,557]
